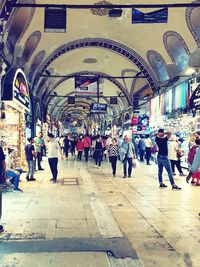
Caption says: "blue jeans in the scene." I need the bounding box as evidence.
[6,169,20,189]
[27,161,34,179]
[123,157,133,177]
[157,155,175,185]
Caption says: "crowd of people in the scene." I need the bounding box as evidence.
[1,128,200,232]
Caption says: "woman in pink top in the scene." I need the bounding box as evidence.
[76,137,84,161]
[83,134,91,162]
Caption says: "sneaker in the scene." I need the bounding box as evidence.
[160,183,167,188]
[123,175,127,178]
[13,188,23,192]
[172,185,182,190]
[0,225,4,233]
[113,174,116,177]
[94,165,98,168]
[179,173,186,176]
[128,175,132,178]
[38,168,44,171]
[98,166,101,169]
[50,178,54,181]
[52,180,57,184]
[29,178,36,181]
[26,176,29,181]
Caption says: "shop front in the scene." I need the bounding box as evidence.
[1,68,31,170]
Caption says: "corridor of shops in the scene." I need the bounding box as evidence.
[1,1,200,267]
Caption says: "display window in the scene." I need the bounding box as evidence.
[0,104,27,170]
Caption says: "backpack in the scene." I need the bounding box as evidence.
[188,145,198,165]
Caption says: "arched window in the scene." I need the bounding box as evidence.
[22,31,41,63]
[185,0,200,46]
[163,31,190,73]
[147,50,169,83]
[6,0,35,52]
[29,50,46,81]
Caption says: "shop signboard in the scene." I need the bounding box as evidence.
[190,84,200,110]
[75,76,103,96]
[2,68,30,111]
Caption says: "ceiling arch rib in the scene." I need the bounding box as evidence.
[33,38,158,97]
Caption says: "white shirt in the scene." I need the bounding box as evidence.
[144,138,152,148]
[48,140,60,158]
[6,154,13,169]
[168,141,178,160]
[106,137,112,147]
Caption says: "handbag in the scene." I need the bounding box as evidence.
[177,150,184,158]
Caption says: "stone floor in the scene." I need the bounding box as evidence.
[0,155,200,267]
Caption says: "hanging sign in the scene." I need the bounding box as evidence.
[2,68,30,111]
[190,84,200,110]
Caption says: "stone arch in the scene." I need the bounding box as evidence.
[33,38,158,96]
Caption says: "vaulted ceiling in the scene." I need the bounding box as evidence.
[1,0,200,125]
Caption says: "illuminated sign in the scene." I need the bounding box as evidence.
[190,84,200,110]
[2,68,30,111]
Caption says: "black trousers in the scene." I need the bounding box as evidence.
[84,147,90,162]
[145,147,151,164]
[123,157,133,177]
[170,159,183,174]
[37,152,42,169]
[48,158,58,181]
[95,149,102,166]
[64,147,69,158]
[139,150,145,162]
[78,151,83,160]
[109,156,117,175]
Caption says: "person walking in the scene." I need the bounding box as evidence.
[47,133,63,183]
[83,134,91,162]
[35,132,45,170]
[144,134,152,165]
[76,137,84,161]
[94,135,103,168]
[63,135,70,160]
[0,145,6,233]
[138,136,146,162]
[187,138,200,185]
[70,136,76,156]
[108,138,119,177]
[120,136,135,178]
[156,129,181,190]
[168,136,185,176]
[25,137,36,181]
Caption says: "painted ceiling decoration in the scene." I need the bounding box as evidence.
[147,50,169,83]
[90,0,113,16]
[2,0,200,124]
[163,31,190,73]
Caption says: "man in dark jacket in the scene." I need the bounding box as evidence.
[0,145,6,233]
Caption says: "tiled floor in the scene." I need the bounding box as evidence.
[1,156,200,267]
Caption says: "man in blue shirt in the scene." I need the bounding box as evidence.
[120,136,135,178]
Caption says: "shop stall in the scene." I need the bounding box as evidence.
[1,68,31,170]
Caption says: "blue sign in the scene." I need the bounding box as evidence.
[132,8,168,24]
